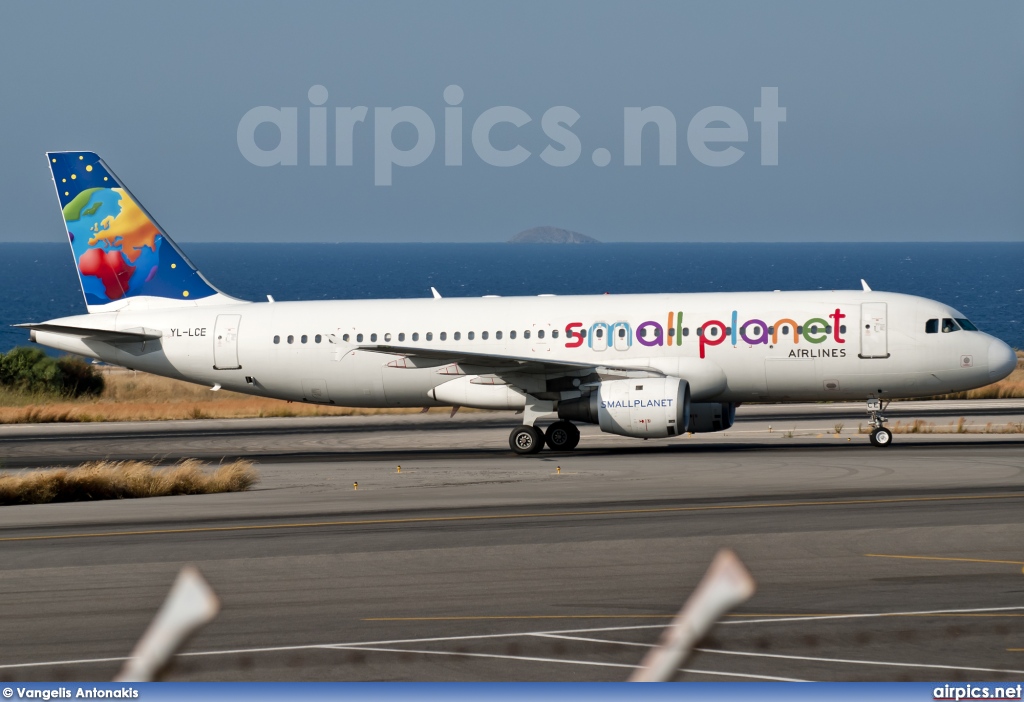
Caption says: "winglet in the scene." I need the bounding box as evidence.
[861,279,872,292]
[430,287,442,299]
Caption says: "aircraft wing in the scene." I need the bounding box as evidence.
[356,343,663,378]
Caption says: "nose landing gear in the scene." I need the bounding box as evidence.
[866,398,893,447]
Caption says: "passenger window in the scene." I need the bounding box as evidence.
[797,326,803,335]
[668,328,675,337]
[343,333,350,342]
[398,333,405,342]
[468,331,474,340]
[682,328,689,337]
[315,334,322,343]
[596,328,604,339]
[371,333,378,342]
[840,325,846,334]
[482,331,489,340]
[301,335,308,344]
[426,332,433,341]
[524,330,531,339]
[538,330,545,339]
[925,319,938,334]
[496,331,502,340]
[412,332,419,341]
[552,330,559,339]
[955,318,979,331]
[510,330,517,339]
[454,332,461,341]
[356,333,363,342]
[618,328,626,338]
[287,335,294,344]
[384,333,392,342]
[440,332,447,341]
[273,335,280,344]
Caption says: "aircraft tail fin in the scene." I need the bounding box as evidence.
[47,151,234,312]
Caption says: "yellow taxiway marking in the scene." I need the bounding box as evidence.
[364,612,1024,622]
[2,492,1023,544]
[866,553,1024,575]
[363,615,676,621]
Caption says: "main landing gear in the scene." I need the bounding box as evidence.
[509,420,581,455]
[866,398,893,447]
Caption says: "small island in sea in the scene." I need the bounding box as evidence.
[508,226,601,244]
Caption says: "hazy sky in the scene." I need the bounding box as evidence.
[2,1,1021,243]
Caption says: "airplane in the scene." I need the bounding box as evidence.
[21,151,1018,453]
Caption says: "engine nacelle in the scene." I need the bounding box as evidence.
[558,377,691,438]
[688,402,737,433]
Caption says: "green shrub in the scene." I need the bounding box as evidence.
[0,347,104,398]
[0,347,62,394]
[56,356,105,397]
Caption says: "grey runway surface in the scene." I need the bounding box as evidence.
[1,401,1023,682]
[0,399,1021,467]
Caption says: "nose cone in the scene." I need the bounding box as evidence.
[988,338,1017,381]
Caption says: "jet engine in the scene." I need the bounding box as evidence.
[557,377,690,438]
[688,402,737,433]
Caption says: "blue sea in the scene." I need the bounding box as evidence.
[2,242,1021,352]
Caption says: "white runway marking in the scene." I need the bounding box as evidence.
[533,633,654,648]
[329,645,807,681]
[694,648,1024,676]
[327,645,635,670]
[2,605,1020,675]
[682,669,808,682]
[724,604,1024,625]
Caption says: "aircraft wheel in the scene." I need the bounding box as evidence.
[545,421,580,451]
[510,425,545,454]
[869,427,893,447]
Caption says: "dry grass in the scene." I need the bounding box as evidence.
[0,459,258,506]
[0,351,1019,425]
[858,418,1024,435]
[0,367,470,424]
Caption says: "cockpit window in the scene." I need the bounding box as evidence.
[955,318,979,331]
[941,318,961,333]
[925,319,938,334]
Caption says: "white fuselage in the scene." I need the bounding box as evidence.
[31,290,1013,409]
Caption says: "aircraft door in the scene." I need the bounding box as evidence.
[859,303,889,359]
[589,322,609,352]
[213,314,242,369]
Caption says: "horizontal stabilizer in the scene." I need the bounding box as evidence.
[15,322,163,343]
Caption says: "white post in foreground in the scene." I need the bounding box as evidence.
[115,566,220,682]
[628,549,755,682]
